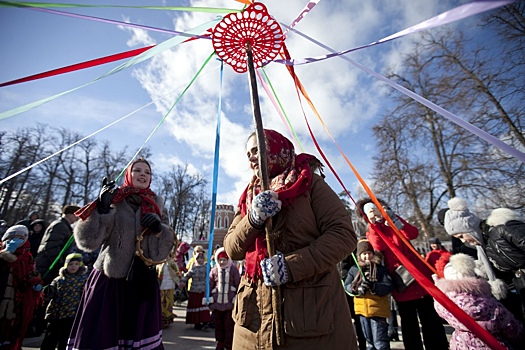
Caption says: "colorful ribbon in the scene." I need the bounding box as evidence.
[0,18,221,121]
[116,52,216,182]
[204,59,224,305]
[0,1,241,13]
[274,0,515,66]
[279,43,506,350]
[0,46,153,87]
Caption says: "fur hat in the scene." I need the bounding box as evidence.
[1,225,29,243]
[356,239,374,257]
[62,205,80,215]
[64,253,83,267]
[486,208,523,227]
[443,253,477,280]
[444,198,482,243]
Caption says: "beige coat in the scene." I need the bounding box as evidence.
[224,174,358,350]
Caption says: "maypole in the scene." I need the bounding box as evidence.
[211,2,285,345]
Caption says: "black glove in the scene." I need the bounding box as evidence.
[97,177,116,214]
[141,213,162,233]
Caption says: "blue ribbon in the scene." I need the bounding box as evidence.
[204,59,224,304]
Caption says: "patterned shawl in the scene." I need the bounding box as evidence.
[75,159,161,221]
[237,129,321,281]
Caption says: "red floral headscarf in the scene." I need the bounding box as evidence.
[238,129,321,280]
[75,158,161,221]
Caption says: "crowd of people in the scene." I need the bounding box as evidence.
[0,129,524,350]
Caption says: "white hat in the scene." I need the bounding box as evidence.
[1,225,29,243]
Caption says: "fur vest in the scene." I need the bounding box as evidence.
[74,195,174,279]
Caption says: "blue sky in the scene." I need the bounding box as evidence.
[1,0,490,207]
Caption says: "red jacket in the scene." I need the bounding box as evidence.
[366,218,432,302]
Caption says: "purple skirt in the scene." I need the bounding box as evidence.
[67,259,164,350]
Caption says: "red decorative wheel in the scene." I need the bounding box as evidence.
[212,2,284,73]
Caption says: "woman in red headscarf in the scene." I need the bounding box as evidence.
[68,158,174,350]
[224,130,358,350]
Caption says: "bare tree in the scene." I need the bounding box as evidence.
[0,125,47,223]
[158,164,208,242]
[370,20,524,238]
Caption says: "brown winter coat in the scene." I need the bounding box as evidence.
[224,174,358,350]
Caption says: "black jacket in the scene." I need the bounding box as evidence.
[485,220,525,273]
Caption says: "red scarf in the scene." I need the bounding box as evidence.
[238,129,319,280]
[75,159,161,221]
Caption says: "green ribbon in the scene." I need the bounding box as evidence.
[0,1,241,13]
[261,67,305,152]
[0,17,221,121]
[115,52,217,182]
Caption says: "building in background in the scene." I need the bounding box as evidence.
[192,204,234,250]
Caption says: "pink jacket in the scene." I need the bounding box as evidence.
[434,277,523,349]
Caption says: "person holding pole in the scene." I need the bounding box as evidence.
[224,129,358,349]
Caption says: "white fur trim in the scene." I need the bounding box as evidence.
[486,208,522,227]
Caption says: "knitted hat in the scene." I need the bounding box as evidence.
[443,253,477,280]
[1,225,29,243]
[217,251,228,260]
[64,253,83,267]
[429,237,441,245]
[63,205,80,215]
[444,198,482,243]
[356,239,374,256]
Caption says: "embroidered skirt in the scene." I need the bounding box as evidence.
[185,291,210,325]
[67,260,164,350]
[160,289,175,328]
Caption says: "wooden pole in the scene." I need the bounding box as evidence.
[245,41,284,346]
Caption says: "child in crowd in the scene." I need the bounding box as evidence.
[345,239,393,350]
[434,253,523,349]
[179,252,210,330]
[156,256,180,328]
[40,253,88,350]
[425,237,451,277]
[208,248,240,350]
[0,225,43,349]
[186,245,206,292]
